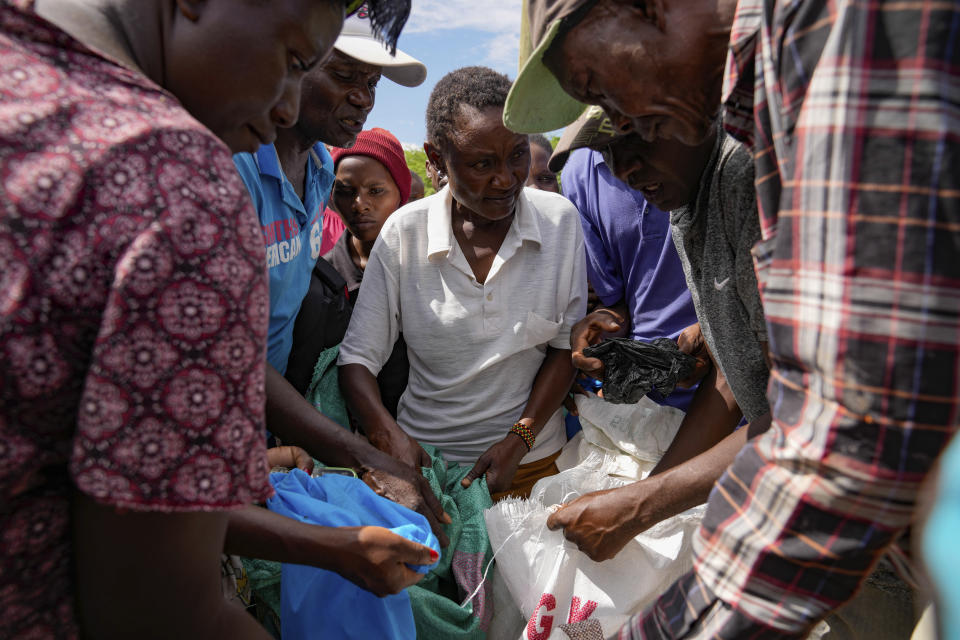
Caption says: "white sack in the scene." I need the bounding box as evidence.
[485,394,705,639]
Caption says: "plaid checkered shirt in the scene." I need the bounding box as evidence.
[621,0,960,636]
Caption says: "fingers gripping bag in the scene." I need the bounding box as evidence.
[582,338,696,404]
[267,470,441,640]
[484,394,705,639]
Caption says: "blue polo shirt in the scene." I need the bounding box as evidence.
[562,148,698,412]
[234,142,335,374]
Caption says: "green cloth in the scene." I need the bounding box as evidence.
[241,556,282,638]
[243,452,495,639]
[409,447,494,639]
[304,344,350,429]
[259,349,495,638]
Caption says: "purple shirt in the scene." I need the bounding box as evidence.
[562,148,698,412]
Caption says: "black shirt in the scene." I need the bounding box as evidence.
[285,231,409,418]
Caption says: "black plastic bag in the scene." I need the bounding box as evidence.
[582,337,696,404]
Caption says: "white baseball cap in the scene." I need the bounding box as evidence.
[334,10,427,87]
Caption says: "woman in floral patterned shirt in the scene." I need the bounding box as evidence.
[0,1,432,638]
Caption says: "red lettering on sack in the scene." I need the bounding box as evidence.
[526,593,556,640]
[567,596,598,624]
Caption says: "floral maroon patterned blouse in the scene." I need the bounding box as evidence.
[0,3,273,637]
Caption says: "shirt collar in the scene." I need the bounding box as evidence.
[722,0,762,146]
[426,186,543,261]
[514,189,543,246]
[253,142,335,219]
[253,142,332,182]
[590,149,607,169]
[312,142,334,179]
[254,143,284,181]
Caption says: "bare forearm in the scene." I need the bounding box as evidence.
[605,426,750,540]
[520,346,576,435]
[650,364,742,475]
[225,504,341,568]
[656,427,749,508]
[224,505,437,597]
[265,363,369,469]
[640,411,771,527]
[548,412,770,558]
[339,362,404,445]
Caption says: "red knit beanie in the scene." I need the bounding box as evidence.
[330,128,412,206]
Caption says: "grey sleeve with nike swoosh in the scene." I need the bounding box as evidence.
[718,138,768,345]
[671,131,771,422]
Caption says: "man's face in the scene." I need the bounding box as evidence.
[166,0,344,153]
[600,128,715,211]
[543,0,731,145]
[296,50,382,148]
[526,143,560,193]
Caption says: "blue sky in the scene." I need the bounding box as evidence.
[362,0,533,147]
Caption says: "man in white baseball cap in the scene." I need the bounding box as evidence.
[232,8,450,547]
[312,6,427,253]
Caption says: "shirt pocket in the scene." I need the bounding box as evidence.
[522,311,561,349]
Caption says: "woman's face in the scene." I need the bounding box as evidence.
[440,105,531,221]
[332,155,402,244]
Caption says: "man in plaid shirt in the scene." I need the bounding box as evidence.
[504,0,960,636]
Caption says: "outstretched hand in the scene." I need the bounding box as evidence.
[330,526,439,597]
[461,434,527,496]
[362,452,452,547]
[546,482,667,562]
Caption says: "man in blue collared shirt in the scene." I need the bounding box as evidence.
[561,147,699,413]
[232,11,454,543]
[235,142,335,373]
[234,10,427,376]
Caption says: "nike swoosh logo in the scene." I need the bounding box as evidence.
[714,277,731,290]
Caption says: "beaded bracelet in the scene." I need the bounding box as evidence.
[510,421,536,451]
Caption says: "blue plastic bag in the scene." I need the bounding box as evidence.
[267,470,441,639]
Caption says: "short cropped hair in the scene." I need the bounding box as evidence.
[426,66,513,149]
[529,134,553,155]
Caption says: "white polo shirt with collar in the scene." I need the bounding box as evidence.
[338,186,587,464]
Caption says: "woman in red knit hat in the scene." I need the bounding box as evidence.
[325,128,412,416]
[328,127,413,277]
[284,127,412,416]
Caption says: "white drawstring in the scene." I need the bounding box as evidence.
[458,497,570,609]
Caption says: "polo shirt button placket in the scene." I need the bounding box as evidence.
[483,282,501,334]
[474,277,488,333]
